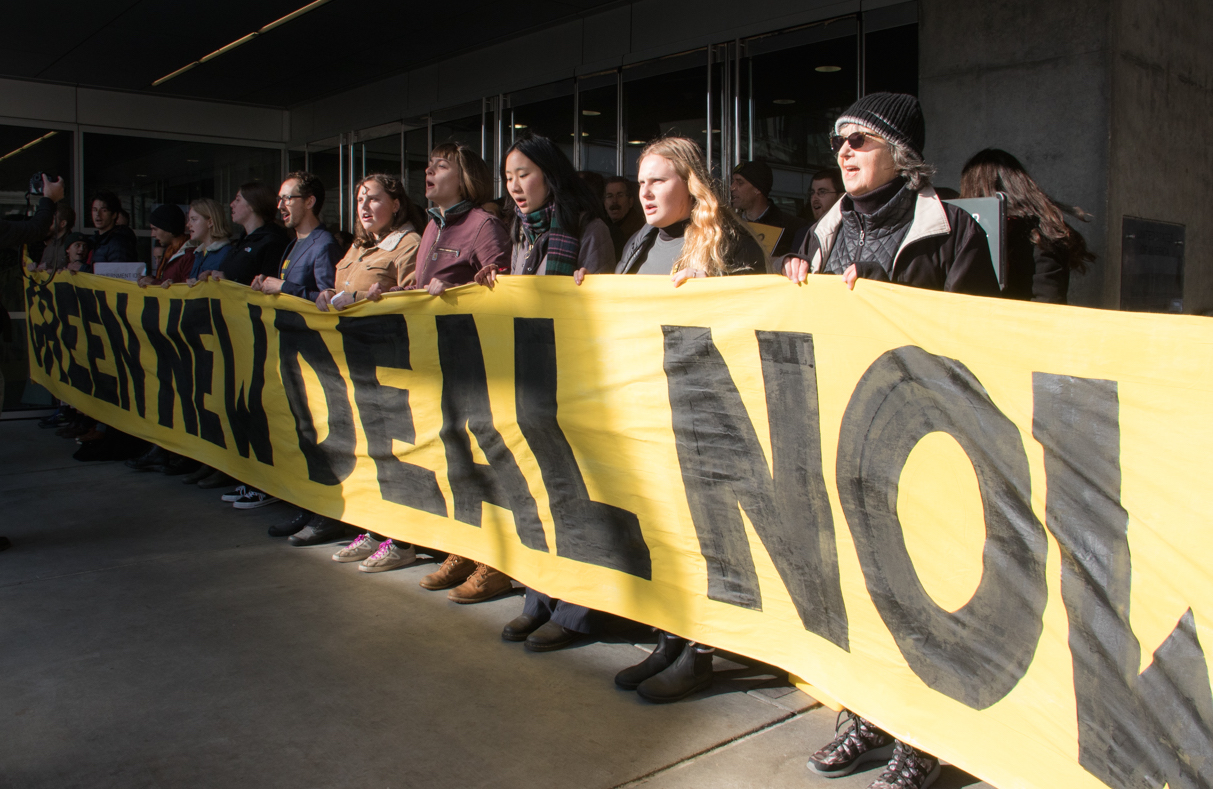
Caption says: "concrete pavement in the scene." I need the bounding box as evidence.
[0,419,992,789]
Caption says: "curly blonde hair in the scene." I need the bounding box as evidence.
[639,137,758,277]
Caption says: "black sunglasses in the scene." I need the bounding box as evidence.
[830,131,881,153]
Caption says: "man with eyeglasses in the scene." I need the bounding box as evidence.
[730,158,805,261]
[783,93,998,789]
[782,92,997,298]
[252,171,342,544]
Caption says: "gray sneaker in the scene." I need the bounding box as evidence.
[358,539,416,573]
[332,533,378,562]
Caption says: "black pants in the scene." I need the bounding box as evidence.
[523,588,603,634]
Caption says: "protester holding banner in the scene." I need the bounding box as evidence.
[781,92,999,789]
[315,174,425,312]
[89,191,139,264]
[960,148,1094,304]
[138,204,193,286]
[185,198,236,282]
[251,171,340,302]
[782,93,998,301]
[219,181,291,286]
[37,203,75,272]
[409,142,509,297]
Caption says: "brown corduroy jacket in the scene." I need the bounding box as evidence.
[323,224,421,302]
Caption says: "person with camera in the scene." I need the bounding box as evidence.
[90,190,138,263]
[1,173,65,551]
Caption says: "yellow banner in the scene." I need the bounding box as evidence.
[23,269,1213,789]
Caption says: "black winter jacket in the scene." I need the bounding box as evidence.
[0,197,55,250]
[787,185,1000,296]
[220,223,291,286]
[616,223,767,276]
[1003,216,1069,304]
[92,225,139,263]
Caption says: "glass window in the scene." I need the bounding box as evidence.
[305,141,342,230]
[508,81,575,163]
[578,73,619,176]
[83,133,281,234]
[403,125,429,207]
[0,123,73,413]
[742,20,858,218]
[622,50,710,177]
[863,2,919,96]
[432,101,484,156]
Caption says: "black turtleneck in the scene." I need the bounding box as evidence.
[847,177,907,215]
[658,219,689,241]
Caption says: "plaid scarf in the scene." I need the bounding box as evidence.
[516,201,580,276]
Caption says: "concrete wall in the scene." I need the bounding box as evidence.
[287,0,907,145]
[0,77,288,143]
[919,0,1112,308]
[1105,0,1213,313]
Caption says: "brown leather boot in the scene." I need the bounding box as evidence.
[419,554,476,590]
[447,563,513,603]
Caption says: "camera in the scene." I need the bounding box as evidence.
[28,172,46,196]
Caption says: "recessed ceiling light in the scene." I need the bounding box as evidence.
[0,130,57,164]
[513,124,527,129]
[628,140,645,145]
[773,99,796,105]
[136,174,147,177]
[815,65,842,73]
[582,132,589,137]
[581,110,601,116]
[187,159,199,163]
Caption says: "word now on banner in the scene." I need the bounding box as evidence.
[23,268,1213,789]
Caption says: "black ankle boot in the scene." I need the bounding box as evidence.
[615,631,688,690]
[636,643,714,703]
[126,445,168,471]
[269,509,314,538]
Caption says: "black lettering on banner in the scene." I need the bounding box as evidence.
[53,282,92,394]
[275,309,356,485]
[24,274,61,378]
[662,326,849,649]
[836,346,1047,709]
[435,314,547,551]
[180,299,225,448]
[1033,374,1213,789]
[141,298,197,433]
[337,314,446,517]
[515,318,650,579]
[95,290,146,415]
[210,301,273,464]
[75,287,119,406]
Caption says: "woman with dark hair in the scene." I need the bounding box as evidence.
[475,133,613,286]
[221,181,290,285]
[961,148,1094,304]
[475,134,614,651]
[316,173,426,312]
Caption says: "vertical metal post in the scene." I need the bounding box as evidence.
[347,133,355,231]
[733,39,742,168]
[304,142,309,172]
[361,143,365,180]
[748,59,754,161]
[616,69,624,176]
[573,80,581,169]
[705,47,713,174]
[495,94,505,198]
[338,134,344,232]
[857,13,865,99]
[481,98,487,160]
[73,126,84,231]
[400,126,405,181]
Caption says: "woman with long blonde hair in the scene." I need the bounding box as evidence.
[597,136,766,284]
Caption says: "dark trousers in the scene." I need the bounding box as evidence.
[523,588,603,634]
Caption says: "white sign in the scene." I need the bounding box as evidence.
[93,262,146,281]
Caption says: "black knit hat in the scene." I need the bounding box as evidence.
[149,203,186,236]
[731,160,774,196]
[835,92,925,159]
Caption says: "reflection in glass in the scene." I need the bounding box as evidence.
[307,145,342,230]
[403,127,429,207]
[623,51,709,177]
[577,75,618,176]
[510,88,574,164]
[864,24,919,96]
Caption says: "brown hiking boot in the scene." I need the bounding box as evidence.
[447,563,513,603]
[419,554,476,590]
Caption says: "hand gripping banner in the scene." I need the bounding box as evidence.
[23,268,1213,789]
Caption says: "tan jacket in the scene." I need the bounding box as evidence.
[326,224,421,301]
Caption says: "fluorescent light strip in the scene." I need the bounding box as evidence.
[153,0,333,87]
[0,131,58,164]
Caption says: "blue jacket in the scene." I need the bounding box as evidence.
[190,240,235,279]
[277,224,340,301]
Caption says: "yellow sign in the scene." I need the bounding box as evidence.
[23,268,1213,789]
[746,220,783,258]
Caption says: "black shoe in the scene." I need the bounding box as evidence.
[502,613,547,642]
[615,631,688,690]
[126,445,168,471]
[636,643,715,703]
[524,621,582,652]
[196,469,235,489]
[287,515,345,546]
[38,412,67,429]
[181,464,213,484]
[269,509,314,538]
[161,455,200,476]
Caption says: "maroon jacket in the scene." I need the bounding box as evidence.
[413,205,510,288]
